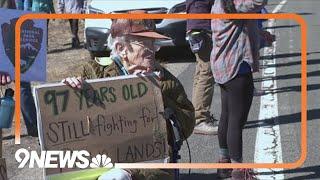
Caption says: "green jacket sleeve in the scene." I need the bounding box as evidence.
[81,61,121,80]
[161,69,195,140]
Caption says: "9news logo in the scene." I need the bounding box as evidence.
[15,148,114,169]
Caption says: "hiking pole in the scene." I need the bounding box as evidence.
[166,111,183,180]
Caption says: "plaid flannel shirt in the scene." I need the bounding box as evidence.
[210,0,267,84]
[57,0,85,14]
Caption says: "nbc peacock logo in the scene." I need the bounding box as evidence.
[90,154,114,168]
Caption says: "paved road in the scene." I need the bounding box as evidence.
[163,0,319,179]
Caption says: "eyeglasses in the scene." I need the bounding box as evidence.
[128,39,161,52]
[129,39,153,46]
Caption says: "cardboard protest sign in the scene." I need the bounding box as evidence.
[34,74,168,176]
[0,158,7,180]
[0,8,47,82]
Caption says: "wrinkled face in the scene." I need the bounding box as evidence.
[118,35,159,73]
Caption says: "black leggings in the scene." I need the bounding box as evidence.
[218,73,254,161]
[69,19,79,38]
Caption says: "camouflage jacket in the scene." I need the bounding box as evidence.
[81,60,196,141]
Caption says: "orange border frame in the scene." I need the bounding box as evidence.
[14,13,307,169]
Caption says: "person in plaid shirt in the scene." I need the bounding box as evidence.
[211,0,267,179]
[1,0,39,137]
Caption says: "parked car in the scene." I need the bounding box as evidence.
[84,0,187,59]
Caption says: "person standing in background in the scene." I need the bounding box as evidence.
[15,0,32,11]
[211,0,267,179]
[1,0,38,137]
[22,0,52,137]
[19,0,55,137]
[57,0,85,48]
[186,0,218,135]
[0,0,16,9]
[31,0,55,47]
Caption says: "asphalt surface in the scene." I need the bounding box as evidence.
[2,0,320,179]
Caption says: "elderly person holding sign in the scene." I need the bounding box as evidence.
[63,10,195,180]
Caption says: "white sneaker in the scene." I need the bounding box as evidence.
[193,118,218,135]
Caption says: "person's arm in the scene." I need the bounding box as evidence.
[0,72,12,86]
[57,0,65,13]
[162,75,195,140]
[166,88,195,140]
[234,0,268,13]
[63,61,121,89]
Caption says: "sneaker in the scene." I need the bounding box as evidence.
[27,129,38,137]
[193,116,218,135]
[27,127,38,137]
[231,169,257,180]
[217,158,232,179]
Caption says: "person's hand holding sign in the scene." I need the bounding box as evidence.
[0,72,11,85]
[62,77,83,89]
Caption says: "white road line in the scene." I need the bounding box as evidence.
[254,0,287,179]
[272,0,287,14]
